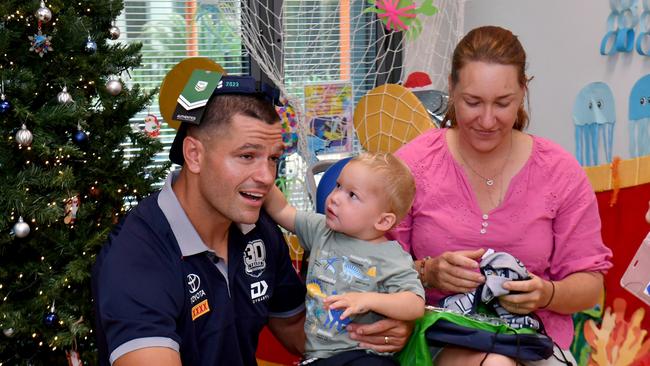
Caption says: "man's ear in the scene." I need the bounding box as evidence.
[374,212,397,232]
[183,136,204,174]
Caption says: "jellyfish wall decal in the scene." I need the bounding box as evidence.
[573,82,616,166]
[629,74,650,158]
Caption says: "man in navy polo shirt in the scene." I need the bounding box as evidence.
[93,72,414,366]
[92,74,307,366]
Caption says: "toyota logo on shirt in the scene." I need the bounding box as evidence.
[187,273,201,293]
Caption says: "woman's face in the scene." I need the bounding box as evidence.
[450,61,525,153]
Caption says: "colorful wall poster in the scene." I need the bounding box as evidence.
[303,82,354,156]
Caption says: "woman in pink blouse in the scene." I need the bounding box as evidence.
[388,26,612,365]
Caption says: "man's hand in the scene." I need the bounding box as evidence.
[346,318,414,353]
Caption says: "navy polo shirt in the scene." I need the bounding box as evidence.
[92,172,306,366]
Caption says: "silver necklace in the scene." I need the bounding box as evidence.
[457,132,513,187]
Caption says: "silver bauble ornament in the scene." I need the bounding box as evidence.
[108,25,121,40]
[106,79,122,96]
[35,1,52,23]
[3,328,15,338]
[57,87,73,104]
[15,124,33,146]
[13,216,30,238]
[84,36,97,54]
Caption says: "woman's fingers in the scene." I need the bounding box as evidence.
[501,274,549,311]
[430,251,485,292]
[442,249,484,268]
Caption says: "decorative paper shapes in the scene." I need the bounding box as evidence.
[600,0,639,55]
[629,74,650,157]
[573,82,616,166]
[364,0,438,38]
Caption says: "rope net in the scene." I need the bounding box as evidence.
[217,0,464,209]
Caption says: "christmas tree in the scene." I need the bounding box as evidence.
[0,0,169,364]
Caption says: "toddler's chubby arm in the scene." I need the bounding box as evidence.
[264,185,297,233]
[324,291,424,321]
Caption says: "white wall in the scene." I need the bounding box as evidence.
[463,0,649,160]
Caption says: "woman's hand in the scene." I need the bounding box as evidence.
[346,318,414,353]
[424,248,486,293]
[499,274,552,314]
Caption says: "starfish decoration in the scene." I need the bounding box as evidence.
[364,0,438,39]
[29,30,53,57]
[375,0,417,32]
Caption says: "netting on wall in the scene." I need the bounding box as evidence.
[217,0,464,209]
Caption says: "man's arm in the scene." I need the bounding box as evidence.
[114,347,181,366]
[324,291,424,321]
[267,310,306,355]
[264,185,297,232]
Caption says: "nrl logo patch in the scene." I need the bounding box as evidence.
[194,80,208,92]
[243,239,266,278]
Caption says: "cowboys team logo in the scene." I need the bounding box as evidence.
[243,239,266,277]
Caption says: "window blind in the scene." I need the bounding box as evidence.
[117,0,249,182]
[282,0,382,105]
[117,0,387,186]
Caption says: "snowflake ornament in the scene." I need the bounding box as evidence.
[29,30,53,57]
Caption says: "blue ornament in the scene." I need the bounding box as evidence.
[0,95,10,114]
[73,129,89,145]
[43,311,58,327]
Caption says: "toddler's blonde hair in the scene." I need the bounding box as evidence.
[350,152,415,225]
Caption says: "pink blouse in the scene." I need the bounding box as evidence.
[388,128,612,348]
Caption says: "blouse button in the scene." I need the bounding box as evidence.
[482,214,489,220]
[482,222,488,227]
[480,228,487,234]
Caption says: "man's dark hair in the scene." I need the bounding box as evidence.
[168,77,281,165]
[191,93,280,138]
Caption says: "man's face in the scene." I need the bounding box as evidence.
[198,114,283,225]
